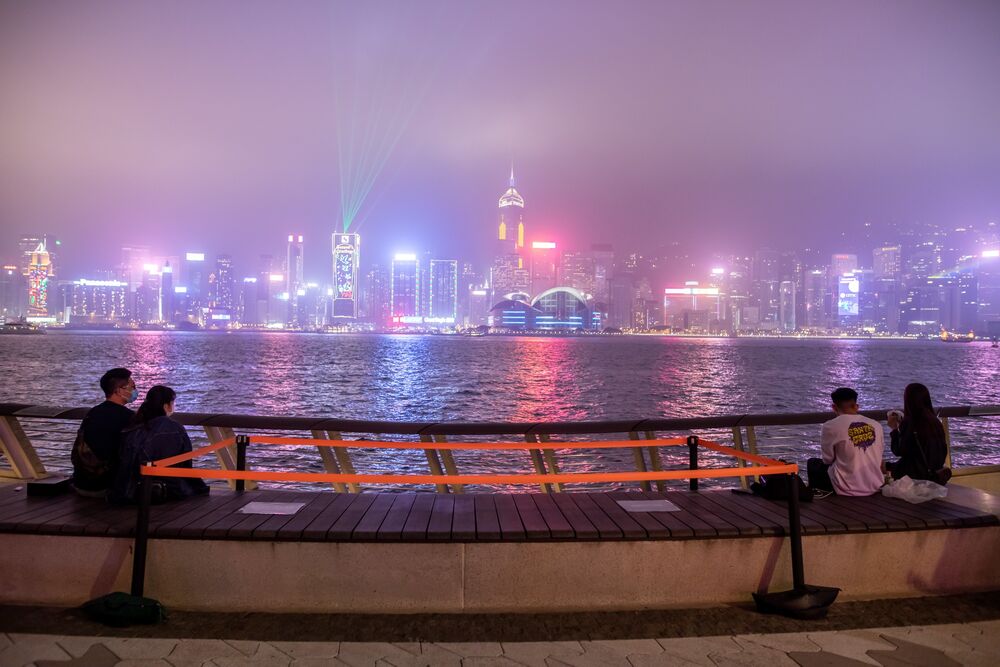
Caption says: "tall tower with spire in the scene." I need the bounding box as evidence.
[498,165,525,250]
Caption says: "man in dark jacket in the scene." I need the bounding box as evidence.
[71,368,137,496]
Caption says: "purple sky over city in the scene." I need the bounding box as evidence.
[1,0,999,281]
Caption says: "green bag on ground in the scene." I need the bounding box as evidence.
[81,592,165,626]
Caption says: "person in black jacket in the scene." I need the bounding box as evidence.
[886,383,948,483]
[71,368,137,496]
[110,385,209,504]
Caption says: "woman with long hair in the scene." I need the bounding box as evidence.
[886,383,949,484]
[110,385,209,504]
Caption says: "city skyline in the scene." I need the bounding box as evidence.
[2,1,1000,278]
[3,169,998,336]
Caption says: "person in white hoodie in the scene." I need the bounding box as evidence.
[806,387,885,496]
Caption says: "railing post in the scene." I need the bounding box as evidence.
[628,431,651,492]
[420,434,450,494]
[0,415,47,480]
[311,430,348,493]
[526,433,551,493]
[539,434,562,493]
[645,429,664,493]
[130,465,154,597]
[687,435,699,491]
[235,434,248,493]
[732,426,749,490]
[436,435,463,494]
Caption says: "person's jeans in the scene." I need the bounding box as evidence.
[806,458,834,492]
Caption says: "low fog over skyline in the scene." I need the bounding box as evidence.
[2,0,999,279]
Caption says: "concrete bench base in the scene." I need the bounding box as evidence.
[2,526,998,613]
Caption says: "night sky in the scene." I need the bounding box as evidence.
[1,0,998,281]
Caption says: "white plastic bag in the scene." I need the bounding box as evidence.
[881,475,948,504]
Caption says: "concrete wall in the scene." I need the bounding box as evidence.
[2,528,998,613]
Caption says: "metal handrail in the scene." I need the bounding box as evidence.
[1,403,997,435]
[2,403,998,491]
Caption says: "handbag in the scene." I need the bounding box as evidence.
[750,472,813,502]
[914,432,951,486]
[70,419,110,478]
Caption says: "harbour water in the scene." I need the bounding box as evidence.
[1,331,998,489]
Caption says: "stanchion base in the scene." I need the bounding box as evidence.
[752,585,840,620]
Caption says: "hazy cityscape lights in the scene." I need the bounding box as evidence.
[1,174,999,338]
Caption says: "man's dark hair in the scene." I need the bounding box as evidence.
[830,387,858,406]
[99,368,132,398]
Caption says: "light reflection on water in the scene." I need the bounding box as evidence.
[1,331,998,492]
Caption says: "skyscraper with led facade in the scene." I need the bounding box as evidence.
[332,233,360,319]
[26,241,52,318]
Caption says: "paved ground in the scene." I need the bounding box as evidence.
[1,622,999,666]
[1,593,998,666]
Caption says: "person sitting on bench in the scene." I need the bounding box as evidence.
[807,387,885,496]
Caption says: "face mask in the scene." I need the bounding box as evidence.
[128,388,139,403]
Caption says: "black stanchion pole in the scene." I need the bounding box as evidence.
[235,434,247,493]
[687,435,699,491]
[786,473,805,590]
[751,471,839,619]
[130,466,154,597]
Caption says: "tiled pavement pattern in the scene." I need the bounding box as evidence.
[1,621,998,666]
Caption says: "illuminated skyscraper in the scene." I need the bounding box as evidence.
[429,260,458,322]
[213,254,235,311]
[490,254,529,305]
[362,264,390,326]
[62,279,128,323]
[530,241,558,296]
[873,246,901,280]
[160,263,175,323]
[1,264,25,319]
[391,253,419,321]
[181,252,207,303]
[560,251,596,296]
[26,241,52,318]
[498,166,525,250]
[20,235,59,282]
[779,281,797,331]
[590,244,614,305]
[332,233,361,319]
[286,234,304,296]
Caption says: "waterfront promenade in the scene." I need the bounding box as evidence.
[1,596,999,665]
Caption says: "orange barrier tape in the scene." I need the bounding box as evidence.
[152,436,696,466]
[699,440,794,467]
[152,438,235,468]
[249,435,692,451]
[140,462,799,485]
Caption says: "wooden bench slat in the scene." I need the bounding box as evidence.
[493,493,526,541]
[474,494,503,541]
[326,494,377,540]
[513,494,554,539]
[377,493,418,541]
[299,494,357,541]
[550,493,600,539]
[400,493,436,541]
[427,494,455,540]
